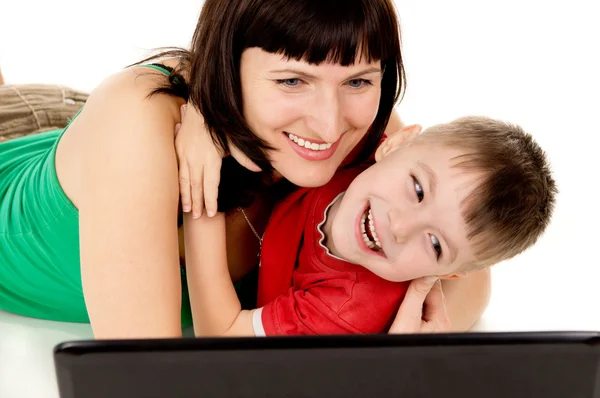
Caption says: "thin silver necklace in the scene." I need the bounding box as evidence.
[238,207,263,256]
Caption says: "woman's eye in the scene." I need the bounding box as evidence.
[348,78,372,88]
[430,235,442,260]
[276,78,302,87]
[412,176,424,202]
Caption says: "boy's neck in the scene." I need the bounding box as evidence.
[321,193,345,259]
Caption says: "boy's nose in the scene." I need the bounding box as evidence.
[389,208,419,244]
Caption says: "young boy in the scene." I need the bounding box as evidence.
[185,116,557,336]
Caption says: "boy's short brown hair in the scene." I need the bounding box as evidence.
[417,116,557,269]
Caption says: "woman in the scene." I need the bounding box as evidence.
[0,0,490,339]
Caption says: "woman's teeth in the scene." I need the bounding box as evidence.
[287,133,333,151]
[361,208,381,251]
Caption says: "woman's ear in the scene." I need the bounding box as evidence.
[375,124,422,162]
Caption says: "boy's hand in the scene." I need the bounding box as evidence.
[175,104,261,219]
[388,276,452,334]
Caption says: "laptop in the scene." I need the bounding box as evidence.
[54,331,600,398]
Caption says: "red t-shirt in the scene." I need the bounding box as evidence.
[254,166,408,336]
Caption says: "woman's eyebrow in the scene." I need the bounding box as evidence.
[268,68,316,79]
[344,68,382,79]
[268,67,382,80]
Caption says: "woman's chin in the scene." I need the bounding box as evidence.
[280,165,336,188]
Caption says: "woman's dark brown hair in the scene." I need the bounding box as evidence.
[138,0,405,212]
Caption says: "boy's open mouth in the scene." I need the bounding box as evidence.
[360,206,382,252]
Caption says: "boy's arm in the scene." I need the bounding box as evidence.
[184,211,396,336]
[255,277,401,336]
[183,212,256,336]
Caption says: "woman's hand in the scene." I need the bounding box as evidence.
[388,276,452,334]
[174,104,261,219]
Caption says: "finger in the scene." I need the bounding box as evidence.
[388,276,438,334]
[422,280,445,322]
[203,157,222,217]
[178,161,193,213]
[190,165,205,219]
[422,281,451,333]
[389,276,438,334]
[402,276,439,318]
[230,145,262,172]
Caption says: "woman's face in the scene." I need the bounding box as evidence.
[240,48,383,188]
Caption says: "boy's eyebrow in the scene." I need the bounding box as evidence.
[417,161,458,264]
[441,228,458,264]
[417,161,437,198]
[268,67,382,81]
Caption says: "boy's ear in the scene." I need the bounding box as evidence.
[439,271,469,280]
[375,124,422,162]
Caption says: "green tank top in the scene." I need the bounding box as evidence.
[0,64,192,326]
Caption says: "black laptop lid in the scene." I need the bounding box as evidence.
[54,331,600,398]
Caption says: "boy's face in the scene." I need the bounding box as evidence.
[328,136,480,282]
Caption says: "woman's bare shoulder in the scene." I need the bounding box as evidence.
[56,64,185,208]
[83,65,184,130]
[81,65,185,167]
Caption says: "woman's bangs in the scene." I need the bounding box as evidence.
[242,0,398,65]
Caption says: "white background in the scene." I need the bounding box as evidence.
[1,1,599,397]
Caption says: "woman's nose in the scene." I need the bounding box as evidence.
[307,92,344,143]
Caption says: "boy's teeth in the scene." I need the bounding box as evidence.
[361,209,382,251]
[287,133,333,151]
[367,209,381,247]
[361,213,367,234]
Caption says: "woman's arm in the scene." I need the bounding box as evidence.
[77,69,185,339]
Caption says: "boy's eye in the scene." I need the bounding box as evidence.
[276,78,302,87]
[412,176,424,202]
[348,78,372,88]
[430,234,442,260]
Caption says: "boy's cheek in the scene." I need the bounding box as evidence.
[371,171,400,196]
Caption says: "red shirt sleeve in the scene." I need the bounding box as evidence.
[258,271,407,336]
